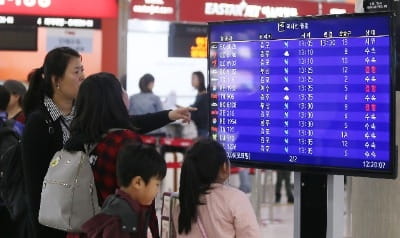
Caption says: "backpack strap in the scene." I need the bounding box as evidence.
[101,194,139,233]
[83,144,98,155]
[107,128,127,133]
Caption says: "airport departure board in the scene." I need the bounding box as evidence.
[208,13,397,178]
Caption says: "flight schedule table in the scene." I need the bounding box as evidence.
[208,14,394,172]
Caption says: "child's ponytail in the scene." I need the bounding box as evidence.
[178,139,227,234]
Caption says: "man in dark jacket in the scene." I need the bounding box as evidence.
[0,85,26,237]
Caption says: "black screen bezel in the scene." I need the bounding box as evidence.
[207,12,397,179]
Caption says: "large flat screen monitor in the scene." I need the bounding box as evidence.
[208,13,397,178]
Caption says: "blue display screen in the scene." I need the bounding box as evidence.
[208,13,396,177]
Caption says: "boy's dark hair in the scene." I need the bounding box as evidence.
[117,142,166,187]
[0,85,11,111]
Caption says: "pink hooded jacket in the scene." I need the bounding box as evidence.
[172,183,261,238]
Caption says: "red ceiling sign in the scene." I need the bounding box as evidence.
[130,0,176,21]
[0,0,117,18]
[179,0,320,22]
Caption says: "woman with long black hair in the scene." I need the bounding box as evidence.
[65,72,160,238]
[23,47,85,238]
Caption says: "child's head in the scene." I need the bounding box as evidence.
[178,138,229,234]
[183,138,229,185]
[117,142,167,205]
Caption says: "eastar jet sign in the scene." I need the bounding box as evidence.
[179,0,319,22]
[204,1,299,18]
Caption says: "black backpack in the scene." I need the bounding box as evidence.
[0,119,26,220]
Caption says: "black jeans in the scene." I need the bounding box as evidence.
[275,170,294,202]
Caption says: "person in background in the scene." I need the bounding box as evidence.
[173,139,260,238]
[0,85,24,135]
[275,170,294,204]
[190,71,209,138]
[238,168,252,193]
[129,73,163,116]
[0,85,25,238]
[4,79,27,123]
[81,143,167,238]
[129,74,165,135]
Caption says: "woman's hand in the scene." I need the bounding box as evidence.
[168,107,197,123]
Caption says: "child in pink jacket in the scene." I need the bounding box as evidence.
[172,139,261,238]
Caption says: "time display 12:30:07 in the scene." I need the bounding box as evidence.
[362,160,386,169]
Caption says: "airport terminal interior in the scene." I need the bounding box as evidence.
[2,0,400,238]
